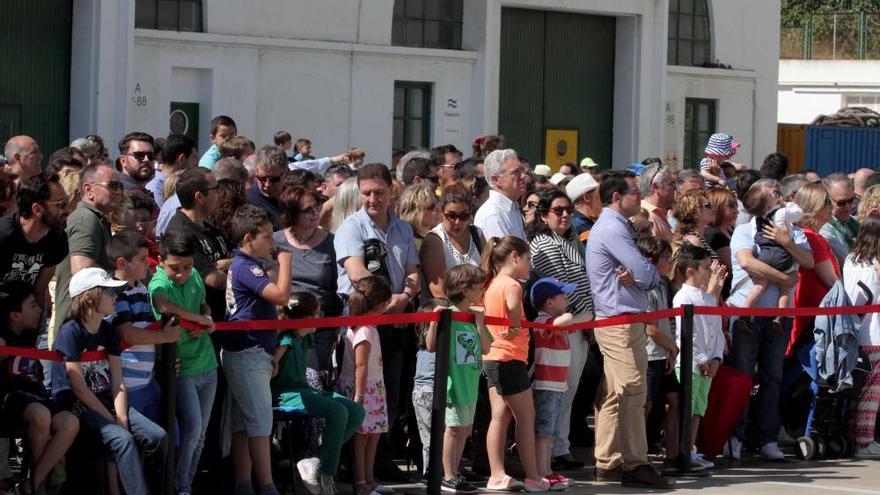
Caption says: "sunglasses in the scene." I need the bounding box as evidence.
[549,205,575,216]
[834,197,855,207]
[444,210,471,222]
[524,201,538,210]
[300,204,320,216]
[256,175,283,184]
[127,151,155,162]
[91,181,125,193]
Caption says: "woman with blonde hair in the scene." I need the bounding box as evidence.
[397,184,441,247]
[330,177,361,233]
[787,183,839,354]
[857,184,880,221]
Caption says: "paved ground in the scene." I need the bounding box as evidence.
[381,456,880,495]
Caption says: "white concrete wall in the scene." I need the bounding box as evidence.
[778,60,880,124]
[661,0,780,169]
[68,0,780,172]
[129,30,476,163]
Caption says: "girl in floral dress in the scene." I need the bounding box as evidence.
[338,276,392,495]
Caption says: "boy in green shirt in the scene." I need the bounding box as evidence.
[426,265,490,494]
[148,230,218,494]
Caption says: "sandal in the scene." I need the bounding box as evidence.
[487,475,525,492]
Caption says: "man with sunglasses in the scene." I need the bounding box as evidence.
[117,132,156,191]
[247,146,288,230]
[53,164,123,340]
[821,173,860,267]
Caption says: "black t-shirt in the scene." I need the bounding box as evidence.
[0,214,68,286]
[0,327,44,399]
[166,210,232,320]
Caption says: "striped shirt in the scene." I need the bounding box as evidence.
[110,281,157,391]
[532,313,570,392]
[529,231,594,315]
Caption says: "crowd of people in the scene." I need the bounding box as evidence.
[1,121,880,495]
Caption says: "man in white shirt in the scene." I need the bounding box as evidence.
[474,148,527,240]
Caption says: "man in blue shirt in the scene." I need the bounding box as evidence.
[585,171,671,488]
[334,163,420,480]
[145,134,197,209]
[726,182,813,461]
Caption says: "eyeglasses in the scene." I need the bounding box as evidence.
[647,165,665,189]
[502,167,527,178]
[834,197,856,207]
[256,175,283,184]
[44,197,69,210]
[549,205,575,216]
[127,151,155,162]
[91,181,125,193]
[444,210,471,222]
[200,185,219,193]
[524,201,538,210]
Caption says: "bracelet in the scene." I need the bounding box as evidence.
[354,393,365,399]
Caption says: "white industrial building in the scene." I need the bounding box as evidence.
[2,0,781,171]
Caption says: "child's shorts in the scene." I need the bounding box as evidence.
[483,360,530,396]
[445,402,476,428]
[533,389,563,438]
[646,359,680,403]
[676,368,712,417]
[221,347,274,437]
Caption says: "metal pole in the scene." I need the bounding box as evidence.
[162,342,177,495]
[677,304,694,473]
[427,309,452,495]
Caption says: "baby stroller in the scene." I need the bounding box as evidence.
[791,338,872,460]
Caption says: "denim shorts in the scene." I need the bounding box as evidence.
[533,389,563,438]
[221,346,274,437]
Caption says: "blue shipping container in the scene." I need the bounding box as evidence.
[804,126,880,176]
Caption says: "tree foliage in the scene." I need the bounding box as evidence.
[783,0,880,25]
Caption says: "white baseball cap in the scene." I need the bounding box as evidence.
[565,173,599,202]
[549,173,570,185]
[69,267,127,298]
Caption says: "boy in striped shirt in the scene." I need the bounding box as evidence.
[530,278,594,490]
[108,231,180,424]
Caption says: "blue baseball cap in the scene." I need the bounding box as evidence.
[530,277,577,310]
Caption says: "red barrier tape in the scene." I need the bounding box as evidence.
[6,303,880,362]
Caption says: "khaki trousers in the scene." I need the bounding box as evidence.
[593,322,649,470]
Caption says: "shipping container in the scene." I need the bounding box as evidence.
[804,126,880,176]
[777,124,806,173]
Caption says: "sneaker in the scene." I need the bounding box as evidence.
[441,477,479,494]
[760,442,786,461]
[724,436,743,460]
[855,441,880,459]
[486,475,524,492]
[372,484,395,495]
[691,452,715,469]
[546,473,569,491]
[296,457,321,495]
[523,478,550,493]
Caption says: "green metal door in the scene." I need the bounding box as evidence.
[170,102,200,144]
[0,1,72,163]
[499,8,615,169]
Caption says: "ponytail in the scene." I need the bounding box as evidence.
[480,235,529,288]
[348,276,392,318]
